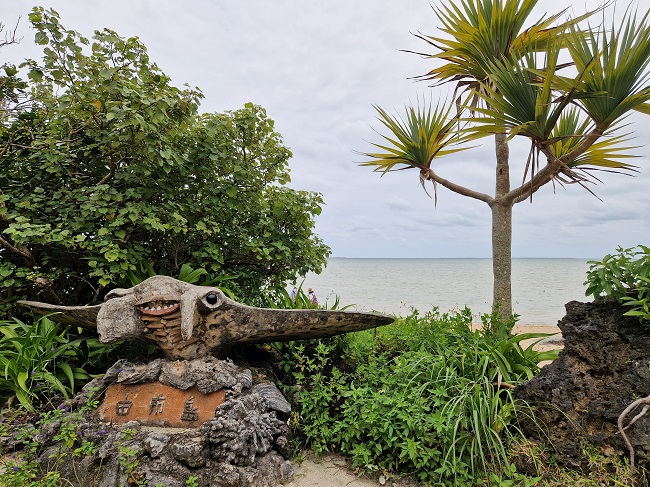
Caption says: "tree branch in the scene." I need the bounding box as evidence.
[0,19,21,49]
[96,155,124,185]
[506,153,563,205]
[618,394,650,471]
[423,168,494,204]
[559,127,605,164]
[0,235,37,268]
[97,162,117,186]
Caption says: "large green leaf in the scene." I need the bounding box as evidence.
[57,362,75,393]
[17,370,29,392]
[15,388,36,412]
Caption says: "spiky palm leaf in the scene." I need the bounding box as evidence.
[549,108,639,172]
[563,11,650,127]
[413,0,594,110]
[360,101,469,173]
[359,101,471,203]
[462,48,562,141]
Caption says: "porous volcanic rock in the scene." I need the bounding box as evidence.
[515,299,650,467]
[14,357,293,487]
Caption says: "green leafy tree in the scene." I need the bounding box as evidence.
[1,19,29,129]
[0,8,329,313]
[361,0,650,317]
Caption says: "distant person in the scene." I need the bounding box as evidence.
[290,286,297,301]
[308,288,318,306]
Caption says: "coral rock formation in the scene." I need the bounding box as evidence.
[515,299,650,467]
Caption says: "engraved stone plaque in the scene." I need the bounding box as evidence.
[98,383,225,427]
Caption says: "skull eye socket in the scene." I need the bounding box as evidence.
[205,293,219,305]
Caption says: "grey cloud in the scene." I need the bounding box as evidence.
[386,196,413,211]
[2,0,647,259]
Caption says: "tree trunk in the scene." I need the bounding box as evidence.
[491,201,512,317]
[492,132,512,317]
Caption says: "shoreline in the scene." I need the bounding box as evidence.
[471,323,561,334]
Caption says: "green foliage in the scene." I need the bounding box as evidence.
[585,245,650,322]
[585,245,650,299]
[0,391,101,487]
[0,459,61,487]
[278,308,559,485]
[0,315,113,411]
[0,7,329,315]
[259,282,352,310]
[622,282,650,323]
[119,443,146,486]
[477,310,560,382]
[185,476,199,487]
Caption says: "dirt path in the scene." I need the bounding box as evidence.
[286,454,381,486]
[286,453,423,487]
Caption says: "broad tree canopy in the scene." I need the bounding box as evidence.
[0,8,330,314]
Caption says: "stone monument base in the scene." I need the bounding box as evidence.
[27,356,294,487]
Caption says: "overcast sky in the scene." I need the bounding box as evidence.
[2,1,649,259]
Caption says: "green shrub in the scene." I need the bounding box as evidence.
[585,245,650,323]
[0,315,113,411]
[279,308,559,485]
[1,8,330,315]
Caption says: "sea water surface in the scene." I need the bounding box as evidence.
[296,258,592,325]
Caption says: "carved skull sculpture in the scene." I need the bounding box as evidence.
[20,276,394,360]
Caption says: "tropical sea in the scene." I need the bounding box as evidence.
[295,258,593,325]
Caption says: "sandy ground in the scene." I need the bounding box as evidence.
[511,324,560,336]
[285,454,385,487]
[285,324,563,487]
[285,452,426,487]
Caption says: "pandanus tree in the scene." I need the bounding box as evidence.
[361,0,650,317]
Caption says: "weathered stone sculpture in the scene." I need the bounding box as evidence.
[13,276,394,486]
[19,275,394,359]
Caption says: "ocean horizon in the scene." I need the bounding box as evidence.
[293,257,593,325]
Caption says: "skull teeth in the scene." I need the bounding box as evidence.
[137,300,180,316]
[145,304,174,311]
